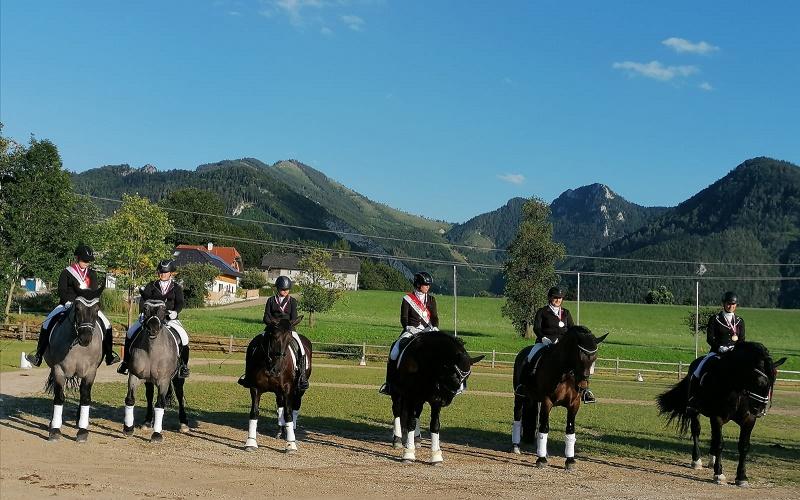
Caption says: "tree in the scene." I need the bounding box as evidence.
[359,259,409,291]
[646,285,675,304]
[501,198,565,338]
[683,306,718,338]
[180,263,219,308]
[240,269,268,290]
[93,194,174,326]
[1,129,91,317]
[297,249,344,327]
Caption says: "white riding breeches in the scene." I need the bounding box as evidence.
[526,337,553,362]
[127,316,189,345]
[390,331,415,361]
[693,352,718,378]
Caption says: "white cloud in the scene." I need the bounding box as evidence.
[498,173,525,185]
[263,0,326,25]
[612,60,698,81]
[340,14,364,31]
[662,37,719,55]
[699,81,714,91]
[320,26,334,35]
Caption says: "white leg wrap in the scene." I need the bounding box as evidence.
[51,404,64,429]
[285,420,296,442]
[536,432,548,458]
[78,405,90,430]
[414,420,421,438]
[393,417,402,437]
[431,432,441,451]
[512,421,522,445]
[277,407,285,426]
[153,408,165,433]
[124,405,135,427]
[406,430,416,450]
[245,419,258,448]
[292,410,299,428]
[565,433,576,458]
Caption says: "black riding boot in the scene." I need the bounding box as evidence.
[379,360,397,395]
[296,353,309,391]
[514,360,534,397]
[117,336,132,374]
[178,345,191,378]
[686,376,700,415]
[103,327,120,366]
[238,342,256,388]
[26,327,50,367]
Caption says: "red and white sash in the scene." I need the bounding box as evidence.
[66,264,90,290]
[159,279,173,296]
[403,293,431,327]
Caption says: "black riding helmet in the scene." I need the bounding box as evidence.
[547,286,565,299]
[722,291,738,305]
[275,275,292,291]
[413,272,433,289]
[157,259,177,273]
[74,244,95,262]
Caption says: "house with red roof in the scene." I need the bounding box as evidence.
[175,243,243,272]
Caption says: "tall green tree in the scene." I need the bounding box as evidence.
[180,263,220,308]
[297,249,344,327]
[1,129,91,317]
[501,198,565,338]
[93,194,173,326]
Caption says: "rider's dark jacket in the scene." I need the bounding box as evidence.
[263,295,298,325]
[57,266,100,305]
[139,280,185,315]
[706,312,745,353]
[533,305,575,343]
[400,294,439,330]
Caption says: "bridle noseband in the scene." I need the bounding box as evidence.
[746,367,773,417]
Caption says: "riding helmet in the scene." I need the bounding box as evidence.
[74,245,95,262]
[547,286,565,299]
[413,272,433,288]
[722,291,738,305]
[157,259,177,273]
[275,275,292,291]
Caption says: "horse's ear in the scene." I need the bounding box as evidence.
[470,355,485,365]
[596,333,609,344]
[774,357,787,369]
[292,316,304,328]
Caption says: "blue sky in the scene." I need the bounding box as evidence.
[2,1,798,222]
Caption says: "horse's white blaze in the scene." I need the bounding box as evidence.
[153,408,165,433]
[285,421,296,443]
[393,417,402,438]
[406,431,416,451]
[511,421,522,445]
[536,431,548,458]
[124,405,135,427]
[78,405,90,430]
[431,432,441,452]
[277,407,285,426]
[51,404,63,429]
[565,433,576,458]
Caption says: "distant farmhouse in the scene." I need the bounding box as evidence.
[176,243,243,272]
[174,243,243,301]
[259,253,361,290]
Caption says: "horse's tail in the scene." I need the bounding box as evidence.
[43,374,81,395]
[656,376,692,434]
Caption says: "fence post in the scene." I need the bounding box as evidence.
[678,361,682,380]
[491,349,496,369]
[615,357,619,376]
[229,335,233,354]
[22,322,27,341]
[359,342,367,366]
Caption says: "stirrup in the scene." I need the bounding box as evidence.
[117,362,129,375]
[581,390,597,404]
[26,352,43,367]
[378,383,391,395]
[237,375,250,388]
[178,365,190,378]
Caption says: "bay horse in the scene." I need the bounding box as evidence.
[241,317,312,453]
[511,326,607,470]
[43,294,105,442]
[657,342,786,486]
[122,299,188,443]
[388,331,484,464]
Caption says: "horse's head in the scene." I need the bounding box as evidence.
[433,335,484,405]
[264,316,303,376]
[72,296,101,347]
[564,326,607,391]
[142,300,167,339]
[740,344,787,418]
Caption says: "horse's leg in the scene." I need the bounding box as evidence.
[391,394,403,448]
[48,374,66,442]
[283,390,298,453]
[564,402,578,470]
[173,376,190,433]
[690,415,702,469]
[535,399,552,468]
[149,380,170,443]
[521,400,538,445]
[710,416,725,483]
[401,400,416,463]
[143,382,155,429]
[75,376,94,443]
[735,417,755,487]
[512,395,524,454]
[123,374,141,437]
[244,388,262,450]
[275,392,286,439]
[429,403,443,465]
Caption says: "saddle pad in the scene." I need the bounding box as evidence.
[395,334,418,368]
[524,343,553,379]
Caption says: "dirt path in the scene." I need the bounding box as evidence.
[1,368,798,499]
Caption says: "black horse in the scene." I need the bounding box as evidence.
[511,326,607,470]
[388,331,483,464]
[241,317,312,453]
[657,342,786,486]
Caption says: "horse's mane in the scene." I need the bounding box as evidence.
[562,325,598,351]
[419,331,465,348]
[722,341,774,384]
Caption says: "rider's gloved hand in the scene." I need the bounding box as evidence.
[430,326,440,332]
[168,310,177,320]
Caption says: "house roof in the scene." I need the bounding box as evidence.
[176,244,242,268]
[260,253,361,274]
[173,248,242,278]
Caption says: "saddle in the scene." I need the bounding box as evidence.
[522,342,555,380]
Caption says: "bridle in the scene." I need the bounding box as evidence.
[262,331,287,376]
[746,367,773,418]
[71,297,99,345]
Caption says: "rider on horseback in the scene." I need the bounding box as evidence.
[26,245,120,367]
[687,291,746,414]
[117,259,191,378]
[379,271,440,395]
[238,276,309,391]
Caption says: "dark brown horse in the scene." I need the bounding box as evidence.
[241,317,312,452]
[511,326,607,469]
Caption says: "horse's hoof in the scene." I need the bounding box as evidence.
[713,474,726,484]
[565,458,577,471]
[512,444,521,455]
[123,425,135,437]
[285,441,298,453]
[75,429,89,443]
[402,450,416,462]
[179,423,190,434]
[735,479,748,488]
[392,436,403,449]
[150,432,164,444]
[142,421,153,430]
[48,428,62,442]
[535,457,548,469]
[431,450,443,465]
[691,459,703,470]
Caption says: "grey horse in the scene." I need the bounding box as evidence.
[43,295,105,443]
[122,299,188,442]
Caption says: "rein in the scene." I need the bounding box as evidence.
[747,367,773,417]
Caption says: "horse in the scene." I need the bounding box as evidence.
[242,317,312,453]
[122,299,188,443]
[388,331,484,464]
[42,294,105,442]
[657,342,786,486]
[511,326,608,470]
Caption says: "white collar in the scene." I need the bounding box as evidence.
[414,290,427,302]
[549,304,561,315]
